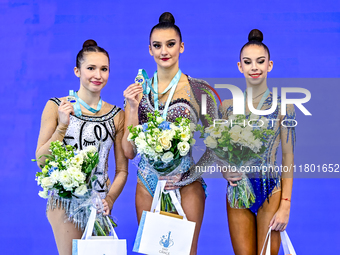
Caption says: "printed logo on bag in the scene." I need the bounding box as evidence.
[159,231,174,254]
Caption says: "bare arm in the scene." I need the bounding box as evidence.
[122,83,143,159]
[35,99,74,167]
[104,110,129,211]
[270,104,296,231]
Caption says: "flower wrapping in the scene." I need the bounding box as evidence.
[128,111,196,212]
[198,114,274,209]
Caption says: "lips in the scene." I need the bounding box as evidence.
[249,73,261,79]
[161,58,170,61]
[91,81,102,85]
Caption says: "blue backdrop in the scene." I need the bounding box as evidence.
[0,0,339,254]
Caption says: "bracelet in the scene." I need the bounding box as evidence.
[281,198,291,202]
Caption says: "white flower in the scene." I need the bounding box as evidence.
[138,132,146,139]
[210,130,222,138]
[177,141,190,156]
[38,189,48,199]
[189,123,196,132]
[240,130,254,142]
[74,185,88,197]
[162,130,175,140]
[180,132,190,142]
[205,125,215,134]
[159,136,172,150]
[63,181,76,191]
[229,125,242,143]
[41,177,54,189]
[161,151,174,163]
[144,146,156,157]
[72,154,84,165]
[156,117,164,123]
[50,161,58,168]
[230,125,242,133]
[127,133,133,141]
[204,136,218,149]
[85,145,97,154]
[170,123,179,131]
[49,171,60,184]
[190,138,196,146]
[72,171,86,183]
[223,147,228,151]
[59,171,72,185]
[135,138,147,151]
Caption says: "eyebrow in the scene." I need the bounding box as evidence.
[152,39,177,44]
[86,64,109,68]
[242,56,266,60]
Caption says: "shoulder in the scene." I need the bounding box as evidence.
[102,101,123,117]
[48,96,68,106]
[187,76,211,89]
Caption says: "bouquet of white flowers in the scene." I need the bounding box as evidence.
[198,114,274,208]
[34,140,99,199]
[128,111,196,212]
[33,141,116,236]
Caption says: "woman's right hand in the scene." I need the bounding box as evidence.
[222,170,243,187]
[58,100,74,126]
[123,83,143,110]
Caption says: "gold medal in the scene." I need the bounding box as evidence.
[135,74,145,85]
[67,95,77,105]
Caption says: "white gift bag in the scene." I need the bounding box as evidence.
[133,180,196,255]
[72,206,127,255]
[260,227,297,255]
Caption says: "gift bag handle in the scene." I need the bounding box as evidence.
[281,230,297,255]
[260,227,272,255]
[81,206,119,240]
[150,180,188,220]
[260,227,297,255]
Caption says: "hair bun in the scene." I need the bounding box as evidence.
[159,12,175,24]
[83,39,97,48]
[248,29,263,43]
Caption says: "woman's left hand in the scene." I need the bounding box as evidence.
[159,174,182,190]
[101,199,110,216]
[269,203,290,232]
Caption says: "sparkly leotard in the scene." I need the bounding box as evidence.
[136,76,218,196]
[46,98,122,229]
[219,93,296,213]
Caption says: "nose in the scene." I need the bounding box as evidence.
[251,61,258,71]
[94,69,101,79]
[160,45,168,56]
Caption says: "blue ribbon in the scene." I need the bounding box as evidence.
[244,88,270,112]
[69,90,102,117]
[136,69,182,120]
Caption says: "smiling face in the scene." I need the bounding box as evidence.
[149,28,184,69]
[238,44,273,86]
[74,52,109,93]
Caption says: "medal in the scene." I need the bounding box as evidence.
[135,74,145,85]
[68,90,77,104]
[135,69,151,94]
[67,95,77,105]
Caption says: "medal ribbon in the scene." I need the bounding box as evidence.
[244,88,270,113]
[69,90,102,117]
[153,69,182,119]
[136,69,151,95]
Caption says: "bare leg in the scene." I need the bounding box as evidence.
[47,207,83,255]
[227,198,257,255]
[256,191,281,255]
[135,182,153,223]
[180,181,205,255]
